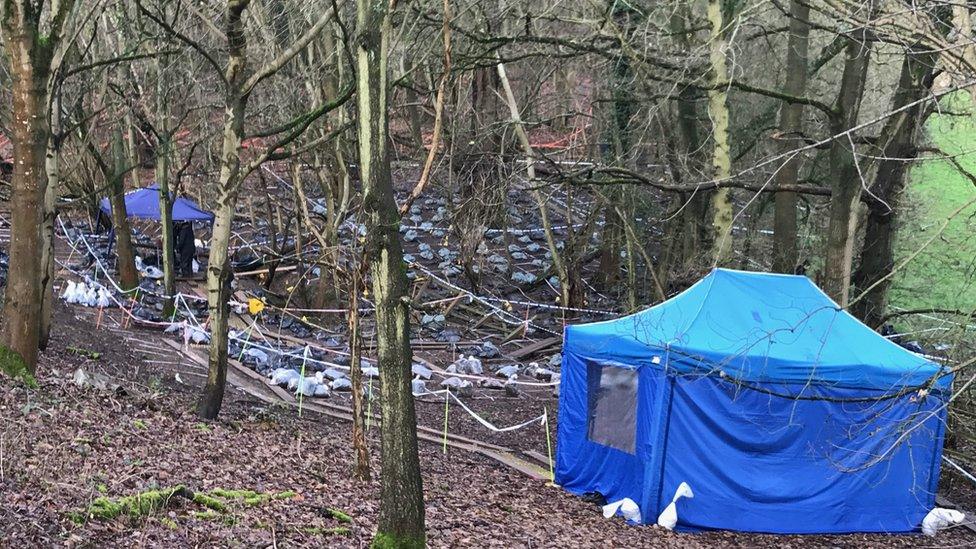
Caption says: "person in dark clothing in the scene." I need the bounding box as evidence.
[173,221,196,276]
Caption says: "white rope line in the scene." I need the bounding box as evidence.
[416,388,546,433]
[409,261,559,336]
[943,455,976,487]
[58,215,566,390]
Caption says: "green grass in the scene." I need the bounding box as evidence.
[891,94,976,313]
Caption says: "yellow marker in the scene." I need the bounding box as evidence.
[248,298,265,315]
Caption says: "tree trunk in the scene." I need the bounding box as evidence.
[665,7,707,277]
[0,28,50,376]
[107,129,140,291]
[155,58,177,317]
[852,34,943,326]
[199,0,249,420]
[157,135,177,316]
[705,0,733,265]
[39,94,61,350]
[348,260,370,481]
[356,0,426,544]
[771,0,810,274]
[823,31,873,305]
[200,90,245,419]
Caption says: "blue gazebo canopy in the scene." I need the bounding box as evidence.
[557,269,951,534]
[100,183,214,222]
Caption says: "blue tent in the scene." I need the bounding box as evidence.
[100,183,214,222]
[557,268,951,534]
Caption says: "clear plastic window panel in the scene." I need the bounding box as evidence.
[587,362,638,454]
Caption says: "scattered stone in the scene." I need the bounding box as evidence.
[331,378,352,391]
[511,252,528,260]
[507,244,521,253]
[362,367,380,378]
[403,230,419,242]
[527,243,541,253]
[512,272,536,284]
[548,353,562,368]
[518,235,532,244]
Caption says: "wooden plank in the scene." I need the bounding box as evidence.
[507,336,561,360]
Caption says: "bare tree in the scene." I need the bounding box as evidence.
[356,0,426,544]
[0,0,77,378]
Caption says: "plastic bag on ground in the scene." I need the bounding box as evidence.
[602,498,641,524]
[922,508,965,536]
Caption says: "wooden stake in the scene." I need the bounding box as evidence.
[544,407,555,483]
[443,390,450,454]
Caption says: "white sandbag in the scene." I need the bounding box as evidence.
[81,287,98,307]
[95,289,112,308]
[656,482,694,530]
[188,327,210,344]
[602,498,641,524]
[270,368,299,387]
[922,507,965,536]
[243,347,269,365]
[411,378,427,395]
[331,378,352,391]
[61,280,77,302]
[70,282,88,304]
[293,376,324,397]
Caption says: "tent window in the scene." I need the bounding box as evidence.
[587,362,638,454]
